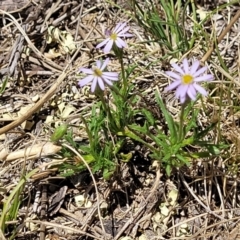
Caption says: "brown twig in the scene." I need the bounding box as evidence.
[0,71,67,135]
[201,9,240,63]
[113,168,161,240]
[0,9,63,72]
[25,220,102,239]
[0,9,85,135]
[179,172,225,220]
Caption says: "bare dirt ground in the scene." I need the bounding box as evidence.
[0,0,240,239]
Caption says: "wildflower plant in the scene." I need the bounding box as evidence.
[96,22,133,54]
[119,58,224,175]
[66,20,223,178]
[58,104,119,179]
[63,24,137,178]
[165,59,214,104]
[78,58,119,93]
[96,22,133,97]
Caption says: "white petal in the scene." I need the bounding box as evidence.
[183,59,189,73]
[100,58,110,71]
[171,63,184,74]
[96,38,110,49]
[79,68,93,74]
[78,75,94,87]
[194,74,214,82]
[175,84,188,98]
[118,28,132,37]
[96,60,101,69]
[97,77,105,90]
[177,85,188,103]
[165,80,181,91]
[187,84,197,100]
[118,26,130,34]
[91,77,98,93]
[103,78,113,86]
[180,85,188,97]
[102,72,118,77]
[180,96,187,104]
[190,61,200,75]
[113,23,123,33]
[193,66,207,77]
[102,72,119,81]
[114,22,127,33]
[119,33,133,37]
[103,40,114,53]
[165,71,181,80]
[193,83,208,96]
[115,37,126,48]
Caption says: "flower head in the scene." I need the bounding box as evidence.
[165,59,214,104]
[96,22,133,54]
[78,58,119,93]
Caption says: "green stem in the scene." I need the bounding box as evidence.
[98,92,108,114]
[179,103,186,141]
[113,45,127,96]
[119,56,127,96]
[122,127,159,153]
[98,93,118,131]
[80,115,94,148]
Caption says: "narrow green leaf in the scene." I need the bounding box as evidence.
[176,154,190,165]
[166,165,172,176]
[155,91,177,140]
[128,123,148,135]
[195,122,217,139]
[142,108,155,126]
[0,77,8,94]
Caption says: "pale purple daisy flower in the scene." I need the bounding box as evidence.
[96,22,133,54]
[165,59,214,104]
[78,58,119,93]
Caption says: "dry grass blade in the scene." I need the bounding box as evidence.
[24,220,103,239]
[179,172,225,220]
[0,142,61,161]
[113,168,161,240]
[0,9,63,72]
[0,229,6,240]
[0,71,67,135]
[62,143,107,238]
[201,9,240,63]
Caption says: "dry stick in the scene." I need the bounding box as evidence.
[40,0,62,33]
[113,168,161,240]
[0,72,67,136]
[0,9,62,72]
[201,9,240,64]
[25,220,101,239]
[0,0,31,13]
[179,172,224,221]
[39,184,48,240]
[0,10,86,136]
[74,0,94,51]
[75,0,85,40]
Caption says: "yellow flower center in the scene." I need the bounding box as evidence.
[93,68,102,77]
[182,74,193,85]
[110,33,117,41]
